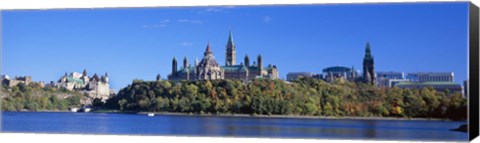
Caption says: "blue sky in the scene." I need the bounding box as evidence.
[2,2,469,90]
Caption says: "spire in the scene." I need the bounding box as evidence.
[227,30,234,46]
[365,42,372,58]
[105,72,108,77]
[205,42,213,55]
[83,69,87,76]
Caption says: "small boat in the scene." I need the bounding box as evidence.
[148,113,155,117]
[82,108,92,112]
[69,107,79,112]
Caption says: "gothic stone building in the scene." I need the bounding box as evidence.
[57,69,111,101]
[363,42,376,85]
[168,31,279,81]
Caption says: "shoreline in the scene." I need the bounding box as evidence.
[2,110,464,122]
[135,111,459,121]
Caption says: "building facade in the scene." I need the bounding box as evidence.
[56,69,111,101]
[1,75,32,87]
[406,72,454,83]
[376,71,406,87]
[168,31,279,81]
[323,66,358,82]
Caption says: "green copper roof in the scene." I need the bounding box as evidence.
[222,65,248,71]
[322,66,352,73]
[66,76,85,84]
[177,67,195,73]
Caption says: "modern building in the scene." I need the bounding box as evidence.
[168,31,279,81]
[362,42,376,85]
[286,72,321,81]
[377,72,405,79]
[406,72,454,83]
[395,81,463,95]
[322,66,358,82]
[376,71,406,87]
[56,69,111,102]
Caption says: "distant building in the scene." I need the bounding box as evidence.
[286,72,320,81]
[322,66,358,82]
[406,72,454,83]
[395,81,463,95]
[377,72,405,79]
[1,75,32,87]
[56,69,111,102]
[168,31,279,81]
[376,71,406,87]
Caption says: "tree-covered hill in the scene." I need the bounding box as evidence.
[1,83,87,111]
[104,78,466,120]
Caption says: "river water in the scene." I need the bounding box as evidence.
[0,112,468,141]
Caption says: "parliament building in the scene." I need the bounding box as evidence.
[168,31,279,81]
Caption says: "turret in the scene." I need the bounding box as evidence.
[244,54,250,67]
[183,56,188,69]
[172,57,178,76]
[83,69,87,77]
[104,72,109,83]
[156,74,161,81]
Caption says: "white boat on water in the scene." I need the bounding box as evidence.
[148,113,155,117]
[83,108,92,112]
[69,107,79,112]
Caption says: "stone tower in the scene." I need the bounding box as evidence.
[226,31,236,66]
[363,42,375,85]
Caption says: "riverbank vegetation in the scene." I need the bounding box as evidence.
[1,83,86,111]
[103,78,467,120]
